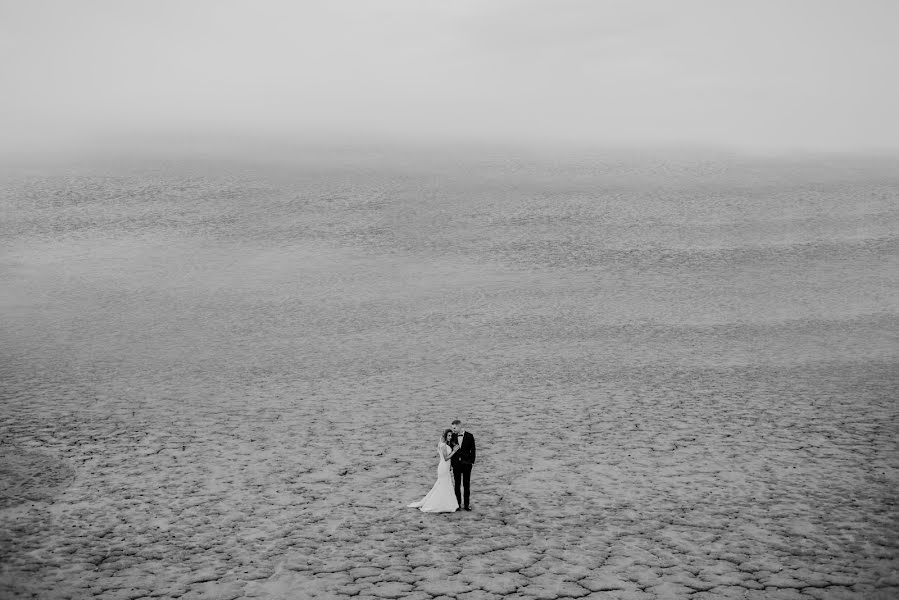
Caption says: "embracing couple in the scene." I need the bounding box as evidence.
[407,419,476,513]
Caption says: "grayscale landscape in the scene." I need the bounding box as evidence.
[1,1,898,599]
[2,147,897,599]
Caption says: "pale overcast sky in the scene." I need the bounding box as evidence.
[2,0,898,153]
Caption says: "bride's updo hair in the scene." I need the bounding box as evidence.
[441,428,453,445]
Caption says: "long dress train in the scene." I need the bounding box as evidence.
[407,442,459,513]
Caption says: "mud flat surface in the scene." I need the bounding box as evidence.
[1,153,898,598]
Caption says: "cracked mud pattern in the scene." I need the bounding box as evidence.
[2,362,897,600]
[2,156,898,599]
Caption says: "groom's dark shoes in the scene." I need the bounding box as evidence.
[463,506,471,511]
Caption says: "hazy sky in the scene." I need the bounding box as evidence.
[2,0,898,153]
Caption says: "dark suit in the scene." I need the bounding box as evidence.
[450,431,476,508]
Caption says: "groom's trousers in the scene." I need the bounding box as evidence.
[453,464,472,508]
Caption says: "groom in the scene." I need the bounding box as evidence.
[450,419,476,511]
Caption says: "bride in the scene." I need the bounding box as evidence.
[407,429,460,513]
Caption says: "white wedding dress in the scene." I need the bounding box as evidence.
[407,442,459,513]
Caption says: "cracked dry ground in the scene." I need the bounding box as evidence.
[2,360,897,600]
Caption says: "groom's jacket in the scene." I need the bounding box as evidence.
[452,432,476,466]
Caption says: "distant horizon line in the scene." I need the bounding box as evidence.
[3,126,899,164]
